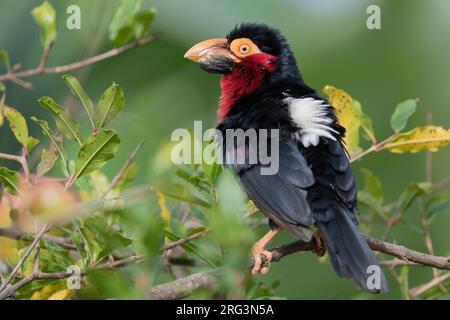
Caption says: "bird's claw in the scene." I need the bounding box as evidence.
[251,249,273,275]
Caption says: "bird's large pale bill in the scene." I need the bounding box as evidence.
[184,38,240,63]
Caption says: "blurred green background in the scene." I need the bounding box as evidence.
[0,0,449,299]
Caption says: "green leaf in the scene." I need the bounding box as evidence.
[3,106,39,152]
[112,25,134,47]
[38,97,82,146]
[109,0,142,43]
[426,196,450,223]
[176,167,210,191]
[132,8,156,39]
[357,191,385,218]
[111,8,156,47]
[3,106,28,146]
[62,74,95,128]
[114,162,138,191]
[390,99,418,133]
[97,232,133,261]
[397,182,432,212]
[163,190,211,208]
[95,83,124,128]
[36,142,58,177]
[31,1,57,48]
[360,168,383,204]
[27,137,40,152]
[165,230,218,268]
[74,129,121,180]
[0,49,10,70]
[31,116,68,171]
[0,167,20,194]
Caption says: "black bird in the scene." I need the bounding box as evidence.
[184,23,388,293]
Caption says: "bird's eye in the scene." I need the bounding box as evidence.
[239,45,249,54]
[230,38,262,59]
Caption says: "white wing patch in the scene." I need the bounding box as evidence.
[284,96,337,147]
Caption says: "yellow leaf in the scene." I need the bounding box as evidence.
[324,85,361,152]
[0,104,4,127]
[155,190,171,230]
[31,284,58,300]
[384,126,450,153]
[48,288,71,300]
[0,200,18,261]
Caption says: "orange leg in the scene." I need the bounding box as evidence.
[251,228,280,275]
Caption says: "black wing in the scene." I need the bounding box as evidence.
[226,135,315,241]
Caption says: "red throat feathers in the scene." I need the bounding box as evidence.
[217,53,277,121]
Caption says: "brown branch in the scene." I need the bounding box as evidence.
[0,227,206,299]
[38,44,52,74]
[0,224,49,294]
[350,135,396,163]
[410,271,450,298]
[147,236,450,300]
[380,258,419,268]
[366,237,450,269]
[149,269,220,300]
[0,228,75,250]
[0,254,144,300]
[0,34,160,85]
[161,229,209,253]
[2,228,450,300]
[0,152,30,182]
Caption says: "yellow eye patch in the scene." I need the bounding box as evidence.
[229,38,262,59]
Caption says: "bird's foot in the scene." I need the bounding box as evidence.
[251,246,273,275]
[250,228,280,275]
[313,230,326,257]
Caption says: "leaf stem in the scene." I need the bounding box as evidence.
[38,44,52,74]
[350,134,397,163]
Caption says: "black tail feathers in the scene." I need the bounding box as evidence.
[316,205,388,293]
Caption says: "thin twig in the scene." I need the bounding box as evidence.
[410,271,450,299]
[350,134,397,163]
[0,152,30,181]
[380,258,420,268]
[38,44,52,74]
[161,229,209,253]
[0,227,76,250]
[101,142,145,200]
[0,254,144,300]
[0,34,160,85]
[0,224,49,294]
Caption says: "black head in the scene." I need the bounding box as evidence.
[226,23,287,57]
[185,23,303,82]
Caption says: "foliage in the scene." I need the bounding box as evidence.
[109,0,156,47]
[0,1,449,301]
